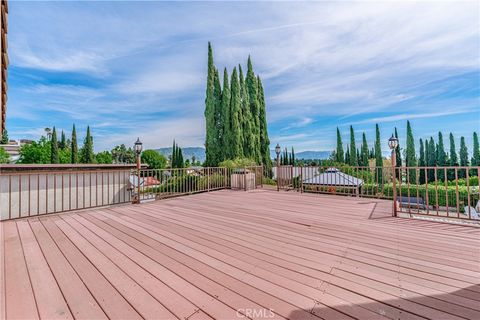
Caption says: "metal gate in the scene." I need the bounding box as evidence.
[276,165,295,190]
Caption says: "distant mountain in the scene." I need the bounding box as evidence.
[155,147,206,162]
[270,150,331,160]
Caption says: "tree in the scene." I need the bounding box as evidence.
[394,127,402,176]
[290,147,295,166]
[71,124,78,164]
[51,126,59,164]
[221,68,231,158]
[204,42,218,166]
[18,137,51,164]
[239,65,255,160]
[229,67,243,159]
[44,127,52,140]
[171,140,177,168]
[257,76,272,174]
[472,132,479,166]
[141,150,167,169]
[349,126,357,166]
[360,132,369,167]
[419,139,426,184]
[335,127,344,163]
[345,146,350,165]
[96,151,113,164]
[1,129,8,144]
[0,147,9,163]
[246,56,261,163]
[459,136,468,178]
[59,131,66,149]
[427,137,436,182]
[374,124,383,184]
[437,132,446,180]
[449,133,458,166]
[111,144,135,164]
[80,126,94,163]
[405,121,417,183]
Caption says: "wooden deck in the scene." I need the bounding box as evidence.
[1,189,479,320]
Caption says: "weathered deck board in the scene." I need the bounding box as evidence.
[1,189,479,320]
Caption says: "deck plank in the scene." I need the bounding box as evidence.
[1,189,479,320]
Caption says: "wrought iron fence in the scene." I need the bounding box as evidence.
[273,165,480,221]
[134,166,264,201]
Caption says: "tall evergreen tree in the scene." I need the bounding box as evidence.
[394,127,402,174]
[459,136,468,178]
[220,68,231,159]
[349,126,357,166]
[71,124,78,164]
[427,137,436,182]
[246,56,261,163]
[290,147,295,166]
[449,133,458,166]
[59,130,66,149]
[345,146,350,165]
[51,127,59,164]
[472,132,479,166]
[229,67,243,158]
[0,129,7,144]
[437,132,446,180]
[419,139,426,184]
[204,42,218,166]
[239,65,255,159]
[257,76,272,173]
[361,132,369,167]
[405,121,417,183]
[212,68,223,164]
[171,140,176,168]
[374,124,383,184]
[335,127,344,163]
[81,126,94,163]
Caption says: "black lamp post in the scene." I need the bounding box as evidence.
[388,134,399,217]
[275,143,281,191]
[134,138,143,171]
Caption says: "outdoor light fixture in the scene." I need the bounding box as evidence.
[388,134,399,150]
[275,143,281,157]
[134,137,143,156]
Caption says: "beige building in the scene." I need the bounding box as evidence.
[0,0,7,135]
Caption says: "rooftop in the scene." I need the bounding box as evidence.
[1,189,479,319]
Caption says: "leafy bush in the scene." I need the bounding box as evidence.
[219,157,257,169]
[0,147,9,164]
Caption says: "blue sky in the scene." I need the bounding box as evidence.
[6,1,480,153]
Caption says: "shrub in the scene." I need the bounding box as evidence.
[219,157,257,169]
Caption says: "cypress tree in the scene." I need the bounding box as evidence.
[246,56,261,163]
[81,126,94,164]
[374,124,383,184]
[0,129,8,144]
[437,132,446,180]
[419,139,426,184]
[220,68,231,159]
[239,65,255,160]
[405,121,417,183]
[449,133,458,166]
[361,132,369,167]
[472,132,479,166]
[51,127,59,164]
[178,146,184,168]
[291,147,295,166]
[59,131,66,149]
[229,68,243,158]
[204,42,217,166]
[345,146,350,165]
[71,124,78,164]
[394,127,402,172]
[212,68,222,164]
[171,140,176,168]
[349,126,357,166]
[335,128,344,163]
[370,147,375,159]
[459,136,468,178]
[427,137,436,182]
[257,76,272,173]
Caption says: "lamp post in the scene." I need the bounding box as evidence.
[275,143,281,191]
[388,134,399,217]
[133,138,143,204]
